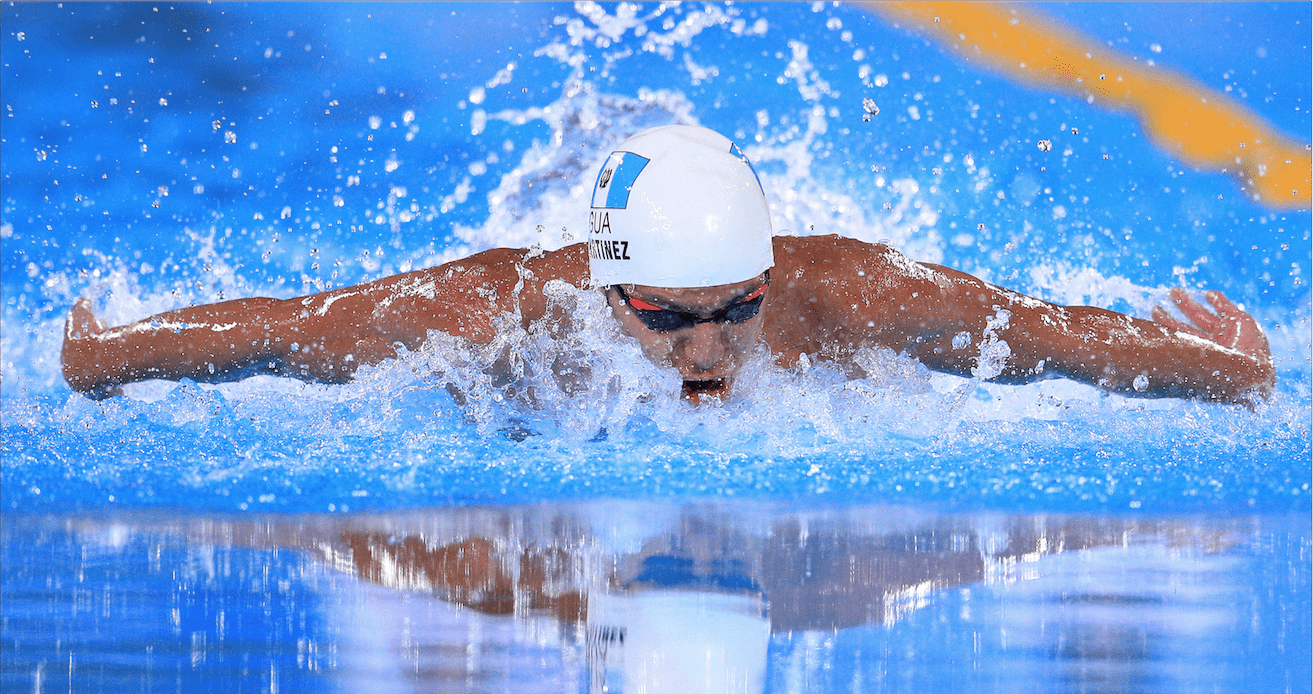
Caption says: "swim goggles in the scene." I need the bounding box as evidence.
[613,271,770,332]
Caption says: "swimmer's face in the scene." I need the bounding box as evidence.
[607,273,770,396]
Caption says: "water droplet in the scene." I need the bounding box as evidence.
[36,150,47,161]
[1133,373,1149,391]
[212,119,222,131]
[224,131,237,144]
[1036,139,1052,152]
[16,32,25,41]
[862,97,879,116]
[158,97,168,106]
[1070,127,1079,135]
[977,223,986,231]
[952,332,971,349]
[90,100,99,108]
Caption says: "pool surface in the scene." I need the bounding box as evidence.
[2,3,1310,692]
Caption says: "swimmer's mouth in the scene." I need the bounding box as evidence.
[682,378,727,402]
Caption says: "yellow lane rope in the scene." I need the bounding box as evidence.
[861,1,1311,211]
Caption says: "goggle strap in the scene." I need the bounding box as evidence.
[741,280,769,302]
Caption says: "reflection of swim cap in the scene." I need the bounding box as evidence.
[588,124,774,288]
[587,590,770,694]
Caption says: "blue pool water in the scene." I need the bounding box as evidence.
[1,3,1310,692]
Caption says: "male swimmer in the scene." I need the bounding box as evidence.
[61,125,1275,403]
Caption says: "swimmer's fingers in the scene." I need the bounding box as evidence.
[1158,288,1273,361]
[1157,289,1273,399]
[1205,290,1241,315]
[1153,288,1209,337]
[1151,305,1203,337]
[1205,290,1271,358]
[1206,290,1254,329]
[1167,287,1220,334]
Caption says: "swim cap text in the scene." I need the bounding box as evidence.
[589,239,631,261]
[589,210,612,235]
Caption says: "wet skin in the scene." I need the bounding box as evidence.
[61,235,1275,404]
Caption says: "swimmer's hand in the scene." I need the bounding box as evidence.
[1151,288,1275,397]
[1152,288,1272,360]
[61,298,123,398]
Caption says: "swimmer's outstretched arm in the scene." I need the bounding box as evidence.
[828,241,1275,403]
[342,535,586,621]
[914,270,1272,403]
[61,246,587,395]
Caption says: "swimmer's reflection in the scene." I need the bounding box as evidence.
[340,534,770,693]
[334,514,1199,693]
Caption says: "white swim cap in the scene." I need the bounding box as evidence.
[588,124,774,288]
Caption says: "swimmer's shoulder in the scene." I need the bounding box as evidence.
[523,243,590,288]
[771,234,926,287]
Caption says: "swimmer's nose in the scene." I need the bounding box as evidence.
[680,322,729,372]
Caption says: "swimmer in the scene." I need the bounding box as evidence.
[61,125,1275,404]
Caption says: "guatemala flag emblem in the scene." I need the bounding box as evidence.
[591,151,650,209]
